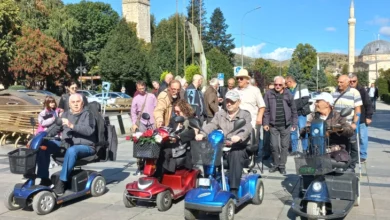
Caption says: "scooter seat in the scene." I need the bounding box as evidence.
[53,154,99,166]
[175,155,187,168]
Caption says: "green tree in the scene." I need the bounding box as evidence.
[326,73,338,87]
[307,66,327,91]
[9,27,68,88]
[291,43,317,80]
[15,0,61,30]
[341,64,348,75]
[206,48,233,81]
[185,64,201,83]
[356,70,369,86]
[187,0,207,39]
[99,19,147,91]
[66,1,119,71]
[251,58,278,84]
[287,60,304,83]
[0,0,22,87]
[204,8,235,62]
[148,15,191,80]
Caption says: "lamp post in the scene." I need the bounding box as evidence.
[75,63,87,90]
[241,6,261,68]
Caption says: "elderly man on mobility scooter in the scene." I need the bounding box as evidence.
[185,90,264,220]
[291,92,360,219]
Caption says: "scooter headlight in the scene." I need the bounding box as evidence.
[312,181,322,192]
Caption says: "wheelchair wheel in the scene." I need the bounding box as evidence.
[32,191,56,215]
[123,189,136,208]
[252,179,264,205]
[91,176,106,197]
[4,187,20,211]
[184,208,199,220]
[156,190,172,211]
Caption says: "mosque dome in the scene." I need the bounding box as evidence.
[360,40,390,56]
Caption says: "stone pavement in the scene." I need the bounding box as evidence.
[0,102,389,220]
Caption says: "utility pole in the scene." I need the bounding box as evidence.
[191,0,194,64]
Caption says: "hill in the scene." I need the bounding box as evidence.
[233,52,351,73]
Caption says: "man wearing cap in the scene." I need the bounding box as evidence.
[263,76,298,175]
[305,92,354,152]
[195,90,252,198]
[235,69,266,128]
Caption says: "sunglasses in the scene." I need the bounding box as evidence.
[237,77,245,81]
[274,84,283,87]
[350,80,357,83]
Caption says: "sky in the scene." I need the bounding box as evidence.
[63,0,390,61]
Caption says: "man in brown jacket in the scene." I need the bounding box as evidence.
[154,80,181,127]
[204,78,220,123]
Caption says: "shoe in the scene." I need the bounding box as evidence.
[279,168,286,175]
[289,152,298,157]
[39,178,52,187]
[360,158,366,164]
[53,180,65,196]
[133,169,142,176]
[269,166,279,173]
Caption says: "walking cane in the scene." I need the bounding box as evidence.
[355,113,362,178]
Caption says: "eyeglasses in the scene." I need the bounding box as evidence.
[274,84,283,87]
[350,80,357,83]
[237,77,245,81]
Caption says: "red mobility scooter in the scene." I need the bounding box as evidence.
[123,113,200,211]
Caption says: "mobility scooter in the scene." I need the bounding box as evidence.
[291,109,360,219]
[184,118,264,220]
[123,113,200,211]
[4,104,115,215]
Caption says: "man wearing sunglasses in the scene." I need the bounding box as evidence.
[263,76,298,175]
[59,80,88,112]
[349,74,373,163]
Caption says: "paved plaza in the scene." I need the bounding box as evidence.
[0,102,389,220]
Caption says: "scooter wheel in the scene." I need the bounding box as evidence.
[123,189,136,208]
[4,187,20,211]
[91,176,106,197]
[156,190,172,211]
[252,179,264,205]
[219,199,235,220]
[184,208,199,220]
[32,191,56,215]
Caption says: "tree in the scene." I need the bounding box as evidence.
[9,27,68,88]
[291,43,317,80]
[66,1,119,71]
[0,0,22,87]
[307,66,327,91]
[148,15,191,80]
[99,19,147,91]
[287,60,305,83]
[341,64,348,75]
[185,64,201,83]
[326,73,338,87]
[356,70,369,86]
[251,58,278,85]
[204,8,235,62]
[187,0,207,39]
[206,48,233,81]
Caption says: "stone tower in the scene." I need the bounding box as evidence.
[348,0,356,73]
[122,0,151,43]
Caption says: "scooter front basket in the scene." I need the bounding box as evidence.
[8,148,38,175]
[190,140,223,166]
[294,155,333,175]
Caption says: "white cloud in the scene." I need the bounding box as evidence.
[231,44,294,61]
[325,27,336,32]
[366,16,390,26]
[379,26,390,36]
[231,43,266,58]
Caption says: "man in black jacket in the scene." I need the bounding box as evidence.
[157,73,173,96]
[184,74,207,125]
[349,74,373,163]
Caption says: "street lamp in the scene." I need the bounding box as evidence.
[75,63,87,90]
[241,6,261,68]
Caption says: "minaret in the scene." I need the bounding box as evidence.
[122,0,151,43]
[348,0,356,73]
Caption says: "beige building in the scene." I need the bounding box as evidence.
[122,0,151,43]
[356,40,390,83]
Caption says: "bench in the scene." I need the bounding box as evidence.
[0,110,39,148]
[110,98,132,108]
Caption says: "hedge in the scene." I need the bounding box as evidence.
[381,93,390,104]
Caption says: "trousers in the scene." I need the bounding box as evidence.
[37,140,95,182]
[270,126,291,169]
[227,148,248,189]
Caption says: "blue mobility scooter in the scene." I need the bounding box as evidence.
[184,118,264,220]
[291,109,360,219]
[4,105,115,215]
